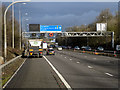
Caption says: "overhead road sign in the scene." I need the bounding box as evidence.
[29,24,40,32]
[96,23,107,32]
[40,25,62,33]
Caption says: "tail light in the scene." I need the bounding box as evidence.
[40,52,42,54]
[30,52,33,55]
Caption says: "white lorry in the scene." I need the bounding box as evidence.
[22,39,43,58]
[116,45,120,51]
[43,43,48,50]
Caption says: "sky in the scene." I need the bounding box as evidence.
[2,1,118,31]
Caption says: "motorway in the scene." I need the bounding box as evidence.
[4,50,119,90]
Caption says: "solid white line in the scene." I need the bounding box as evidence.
[3,58,27,88]
[70,59,72,61]
[65,57,67,58]
[88,66,93,69]
[105,73,113,77]
[43,56,72,90]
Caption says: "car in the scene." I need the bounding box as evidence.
[81,46,92,51]
[81,46,86,50]
[97,46,104,52]
[47,49,55,55]
[68,46,72,49]
[64,46,68,49]
[57,46,62,51]
[74,46,80,50]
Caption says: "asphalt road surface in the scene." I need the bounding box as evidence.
[4,50,119,90]
[4,57,66,89]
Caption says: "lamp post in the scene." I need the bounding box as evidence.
[85,24,88,46]
[19,3,28,50]
[103,15,107,49]
[12,0,15,49]
[19,4,22,50]
[4,0,30,61]
[21,12,29,48]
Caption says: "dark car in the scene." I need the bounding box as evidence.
[62,46,67,49]
[47,49,55,55]
[81,46,91,51]
[68,46,72,49]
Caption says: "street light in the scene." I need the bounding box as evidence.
[23,3,27,5]
[25,13,28,15]
[12,0,15,49]
[103,15,108,49]
[4,0,31,61]
[19,4,29,50]
[85,24,88,46]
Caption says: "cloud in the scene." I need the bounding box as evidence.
[30,10,99,29]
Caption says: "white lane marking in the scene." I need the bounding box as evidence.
[70,59,72,61]
[105,73,113,77]
[93,58,96,60]
[61,55,62,56]
[43,56,72,90]
[84,56,87,58]
[88,66,93,69]
[77,62,80,64]
[3,58,27,88]
[65,57,67,59]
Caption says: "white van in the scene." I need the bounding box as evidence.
[116,45,120,51]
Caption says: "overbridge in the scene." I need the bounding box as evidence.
[22,31,114,48]
[22,31,113,37]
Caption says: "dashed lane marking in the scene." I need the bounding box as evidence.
[93,58,97,60]
[84,56,87,58]
[105,73,113,77]
[77,62,80,64]
[88,66,93,69]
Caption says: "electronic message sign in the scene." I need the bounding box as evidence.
[29,24,40,32]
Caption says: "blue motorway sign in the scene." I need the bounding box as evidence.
[40,25,62,32]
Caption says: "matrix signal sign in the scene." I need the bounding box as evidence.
[29,24,40,32]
